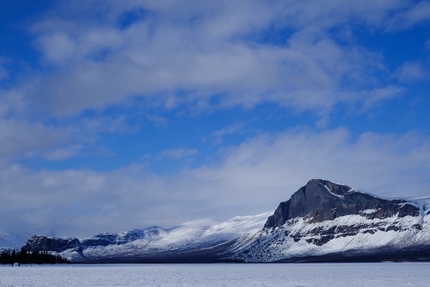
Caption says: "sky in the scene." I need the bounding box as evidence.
[0,0,430,238]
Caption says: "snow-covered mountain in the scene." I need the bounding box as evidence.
[23,212,271,262]
[0,231,32,250]
[21,179,430,263]
[0,230,56,251]
[224,179,430,262]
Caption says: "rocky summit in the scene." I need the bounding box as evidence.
[264,179,419,228]
[226,179,430,262]
[20,179,430,263]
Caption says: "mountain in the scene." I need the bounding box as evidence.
[22,212,271,262]
[224,179,430,262]
[21,179,430,263]
[0,230,56,251]
[0,231,32,250]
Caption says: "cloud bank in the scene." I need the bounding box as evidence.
[1,128,429,236]
[0,0,429,237]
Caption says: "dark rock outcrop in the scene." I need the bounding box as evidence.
[264,179,419,228]
[22,229,152,254]
[80,234,117,247]
[22,235,81,253]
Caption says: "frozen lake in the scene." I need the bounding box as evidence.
[1,262,429,286]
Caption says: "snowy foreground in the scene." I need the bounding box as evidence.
[1,263,429,286]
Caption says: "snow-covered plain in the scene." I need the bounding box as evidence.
[1,263,429,286]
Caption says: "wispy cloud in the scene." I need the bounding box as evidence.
[387,1,430,31]
[43,144,84,161]
[144,114,168,127]
[360,86,404,111]
[394,62,429,83]
[21,0,424,117]
[208,122,247,144]
[158,148,198,160]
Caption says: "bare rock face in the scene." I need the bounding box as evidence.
[264,179,419,228]
[227,179,429,263]
[22,235,81,253]
[80,234,117,247]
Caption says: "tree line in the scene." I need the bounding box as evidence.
[1,248,69,265]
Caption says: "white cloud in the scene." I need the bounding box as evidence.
[394,61,429,82]
[43,144,84,161]
[0,86,135,163]
[80,115,134,133]
[158,148,198,159]
[360,86,404,110]
[0,118,68,161]
[1,128,429,237]
[188,128,430,197]
[25,0,420,117]
[387,1,430,30]
[144,113,168,127]
[35,24,124,64]
[208,122,247,144]
[37,33,77,63]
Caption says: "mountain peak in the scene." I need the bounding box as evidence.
[305,179,352,197]
[264,179,419,228]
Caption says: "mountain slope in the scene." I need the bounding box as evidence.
[21,179,430,263]
[23,212,271,262]
[0,231,32,250]
[224,179,430,262]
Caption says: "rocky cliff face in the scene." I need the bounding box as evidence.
[23,235,82,253]
[226,179,430,262]
[265,179,419,228]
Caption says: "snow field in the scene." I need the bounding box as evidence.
[1,263,429,287]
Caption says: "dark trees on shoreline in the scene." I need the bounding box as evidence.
[0,248,69,265]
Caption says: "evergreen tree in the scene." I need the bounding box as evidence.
[0,248,69,265]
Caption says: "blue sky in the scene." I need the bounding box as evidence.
[1,0,430,237]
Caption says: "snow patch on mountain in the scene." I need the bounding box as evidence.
[38,211,272,262]
[0,231,32,249]
[226,196,430,262]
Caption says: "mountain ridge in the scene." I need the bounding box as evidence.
[18,179,430,262]
[22,212,271,262]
